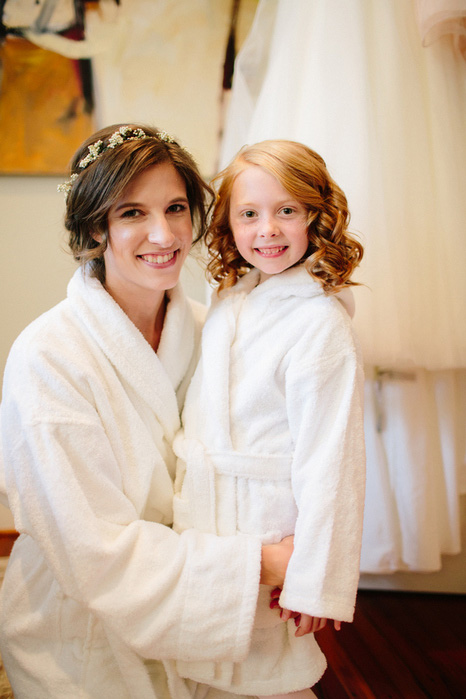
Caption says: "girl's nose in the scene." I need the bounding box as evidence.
[259,216,279,237]
[147,218,176,247]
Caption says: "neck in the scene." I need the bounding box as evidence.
[136,294,167,351]
[105,285,168,352]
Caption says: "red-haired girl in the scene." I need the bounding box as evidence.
[172,140,366,699]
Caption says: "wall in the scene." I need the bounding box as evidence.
[0,176,73,527]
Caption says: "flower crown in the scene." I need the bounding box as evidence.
[57,126,176,197]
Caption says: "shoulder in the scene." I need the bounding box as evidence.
[3,294,100,397]
[6,299,74,365]
[289,292,360,368]
[2,299,96,419]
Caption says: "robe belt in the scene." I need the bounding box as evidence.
[179,438,292,537]
[177,438,293,479]
[208,450,292,479]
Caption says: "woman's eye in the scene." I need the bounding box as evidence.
[121,208,140,219]
[167,203,188,214]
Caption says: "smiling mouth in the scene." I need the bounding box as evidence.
[139,251,177,264]
[255,246,287,257]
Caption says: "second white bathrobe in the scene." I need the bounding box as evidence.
[172,265,366,696]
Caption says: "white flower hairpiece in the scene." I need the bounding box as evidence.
[57,126,177,197]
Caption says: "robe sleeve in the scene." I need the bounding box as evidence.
[0,415,10,509]
[1,341,261,663]
[279,308,366,623]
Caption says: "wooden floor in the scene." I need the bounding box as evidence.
[313,590,466,698]
[0,533,18,559]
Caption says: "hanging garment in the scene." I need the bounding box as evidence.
[220,0,466,370]
[361,368,465,572]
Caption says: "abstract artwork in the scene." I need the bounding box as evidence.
[0,0,111,174]
[0,35,94,174]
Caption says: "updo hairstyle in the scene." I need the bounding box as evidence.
[64,123,213,283]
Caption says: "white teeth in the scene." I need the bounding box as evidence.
[257,246,286,256]
[141,252,175,264]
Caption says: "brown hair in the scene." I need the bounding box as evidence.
[206,139,363,293]
[64,123,213,283]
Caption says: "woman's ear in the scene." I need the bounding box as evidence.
[91,232,103,243]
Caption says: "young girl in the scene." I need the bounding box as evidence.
[171,140,366,698]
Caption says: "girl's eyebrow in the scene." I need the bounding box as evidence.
[234,199,297,208]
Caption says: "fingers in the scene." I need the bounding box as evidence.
[268,587,342,634]
[313,617,328,633]
[280,608,300,622]
[280,608,293,622]
[270,586,282,610]
[295,614,328,637]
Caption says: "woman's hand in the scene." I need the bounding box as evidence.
[260,535,294,586]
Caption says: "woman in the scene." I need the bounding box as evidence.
[0,124,293,699]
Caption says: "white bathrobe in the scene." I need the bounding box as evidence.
[0,266,262,699]
[172,266,366,696]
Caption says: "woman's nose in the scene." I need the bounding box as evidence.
[147,218,176,247]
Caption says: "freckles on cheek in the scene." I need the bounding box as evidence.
[230,222,243,246]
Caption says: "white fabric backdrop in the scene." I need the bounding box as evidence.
[219,0,466,572]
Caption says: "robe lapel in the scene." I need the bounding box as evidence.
[67,268,192,443]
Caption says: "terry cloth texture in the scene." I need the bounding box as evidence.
[0,266,262,699]
[172,265,366,696]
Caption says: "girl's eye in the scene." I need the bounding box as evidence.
[243,210,256,218]
[167,203,188,214]
[281,207,294,215]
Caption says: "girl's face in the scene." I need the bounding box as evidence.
[229,165,309,281]
[104,162,192,306]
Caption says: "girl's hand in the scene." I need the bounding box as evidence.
[260,536,294,586]
[270,587,342,635]
[294,613,327,637]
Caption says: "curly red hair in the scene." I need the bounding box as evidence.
[206,140,363,293]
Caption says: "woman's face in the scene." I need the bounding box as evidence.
[229,165,309,282]
[104,162,193,306]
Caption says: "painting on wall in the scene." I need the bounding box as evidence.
[0,37,94,174]
[0,0,104,175]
